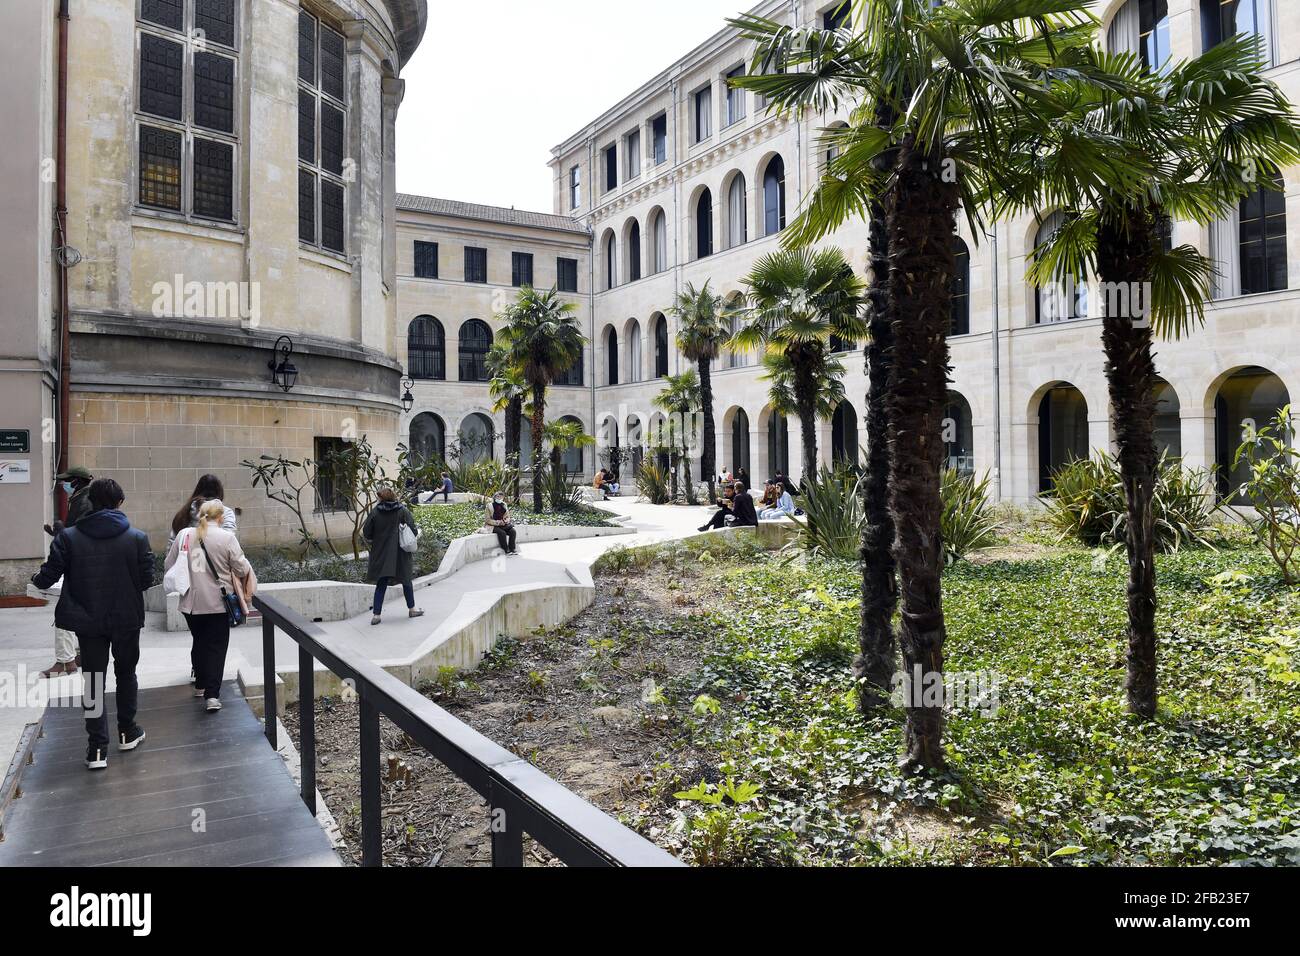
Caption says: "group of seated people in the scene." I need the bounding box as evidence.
[593,467,620,498]
[697,470,799,532]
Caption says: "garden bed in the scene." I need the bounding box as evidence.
[286,534,1300,866]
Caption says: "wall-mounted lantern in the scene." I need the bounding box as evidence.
[268,335,298,393]
[400,375,415,413]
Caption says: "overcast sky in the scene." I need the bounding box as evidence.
[394,0,747,213]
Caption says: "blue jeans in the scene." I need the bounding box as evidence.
[373,578,414,614]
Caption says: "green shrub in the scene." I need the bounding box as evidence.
[461,459,518,499]
[940,468,1001,565]
[638,460,671,504]
[1234,405,1300,584]
[1042,452,1220,552]
[790,463,864,562]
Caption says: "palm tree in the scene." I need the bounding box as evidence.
[672,281,728,503]
[999,36,1300,718]
[486,339,526,502]
[498,285,586,512]
[732,0,1109,769]
[652,370,702,503]
[731,247,865,484]
[543,418,596,473]
[757,349,847,426]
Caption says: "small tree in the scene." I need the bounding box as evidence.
[672,281,728,503]
[654,370,702,504]
[1235,406,1300,584]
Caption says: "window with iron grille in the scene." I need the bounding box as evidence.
[465,246,487,283]
[557,257,578,293]
[298,9,348,254]
[457,319,493,381]
[512,252,533,287]
[135,0,238,223]
[414,241,439,279]
[407,315,446,380]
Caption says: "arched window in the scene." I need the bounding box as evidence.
[696,188,713,259]
[1153,379,1181,459]
[457,319,492,381]
[605,327,619,385]
[459,413,495,464]
[727,174,747,248]
[730,408,750,476]
[1202,0,1274,66]
[1037,384,1089,493]
[943,392,974,475]
[1035,211,1088,323]
[653,314,669,378]
[1109,0,1170,73]
[763,155,786,235]
[951,237,970,335]
[628,220,642,282]
[1240,167,1287,295]
[604,232,617,289]
[556,415,586,474]
[651,209,668,274]
[628,320,642,383]
[1215,367,1291,500]
[767,411,789,477]
[407,315,445,380]
[832,401,859,465]
[409,412,445,465]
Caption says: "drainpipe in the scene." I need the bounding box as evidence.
[587,136,596,446]
[54,0,71,521]
[986,226,1002,502]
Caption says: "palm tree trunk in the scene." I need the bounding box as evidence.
[699,357,716,504]
[506,396,522,503]
[530,383,546,512]
[793,348,819,484]
[855,184,898,710]
[1097,209,1159,719]
[886,136,958,772]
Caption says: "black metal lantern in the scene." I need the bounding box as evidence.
[268,335,298,393]
[400,375,415,413]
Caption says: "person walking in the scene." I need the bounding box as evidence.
[164,499,253,713]
[37,465,96,678]
[31,478,154,770]
[167,474,236,688]
[363,485,424,625]
[484,491,519,555]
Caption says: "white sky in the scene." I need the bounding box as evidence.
[394,0,747,214]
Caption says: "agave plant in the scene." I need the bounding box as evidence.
[789,464,866,562]
[637,460,671,505]
[939,469,1000,566]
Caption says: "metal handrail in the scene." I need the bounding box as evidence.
[253,594,682,867]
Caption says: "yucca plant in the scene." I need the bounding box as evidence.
[638,460,671,505]
[1043,453,1219,553]
[789,464,865,562]
[940,469,1000,565]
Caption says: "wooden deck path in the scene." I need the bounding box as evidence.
[0,682,339,867]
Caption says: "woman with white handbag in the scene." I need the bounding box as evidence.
[362,485,423,626]
[163,499,253,712]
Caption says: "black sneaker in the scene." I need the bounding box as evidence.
[85,747,107,770]
[118,726,146,752]
[190,668,196,686]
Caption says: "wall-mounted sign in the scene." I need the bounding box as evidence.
[0,430,30,454]
[0,459,32,484]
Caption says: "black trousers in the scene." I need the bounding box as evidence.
[493,523,517,553]
[78,629,141,750]
[184,612,231,700]
[702,507,729,530]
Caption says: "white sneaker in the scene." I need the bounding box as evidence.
[205,698,222,712]
[85,748,107,770]
[193,687,206,698]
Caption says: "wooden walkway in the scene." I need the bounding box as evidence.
[0,682,339,867]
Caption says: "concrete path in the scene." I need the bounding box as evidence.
[0,497,716,763]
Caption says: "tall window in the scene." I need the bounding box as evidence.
[414,241,438,279]
[457,320,493,381]
[136,0,239,223]
[696,189,713,259]
[727,174,747,248]
[557,256,579,293]
[407,316,445,380]
[628,320,643,382]
[627,129,642,180]
[511,251,533,287]
[628,221,642,281]
[1240,168,1288,295]
[651,210,668,273]
[604,144,618,192]
[763,155,786,235]
[559,351,584,386]
[694,85,712,143]
[654,315,669,378]
[652,114,668,165]
[1035,211,1089,323]
[725,66,746,127]
[298,9,347,253]
[464,246,487,283]
[951,237,971,335]
[1109,0,1170,72]
[604,232,617,289]
[1203,0,1273,66]
[606,328,619,385]
[314,437,350,512]
[568,164,581,209]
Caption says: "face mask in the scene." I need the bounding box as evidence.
[493,496,503,504]
[61,482,74,495]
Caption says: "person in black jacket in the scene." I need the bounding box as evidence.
[363,485,424,626]
[698,482,759,531]
[31,478,154,770]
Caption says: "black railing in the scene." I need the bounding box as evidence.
[254,594,682,867]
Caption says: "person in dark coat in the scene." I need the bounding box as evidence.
[31,478,154,770]
[38,465,96,678]
[484,492,519,555]
[698,481,758,531]
[363,485,424,625]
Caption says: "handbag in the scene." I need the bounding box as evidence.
[398,520,419,553]
[163,528,193,596]
[199,539,245,628]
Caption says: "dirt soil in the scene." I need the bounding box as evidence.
[283,563,718,866]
